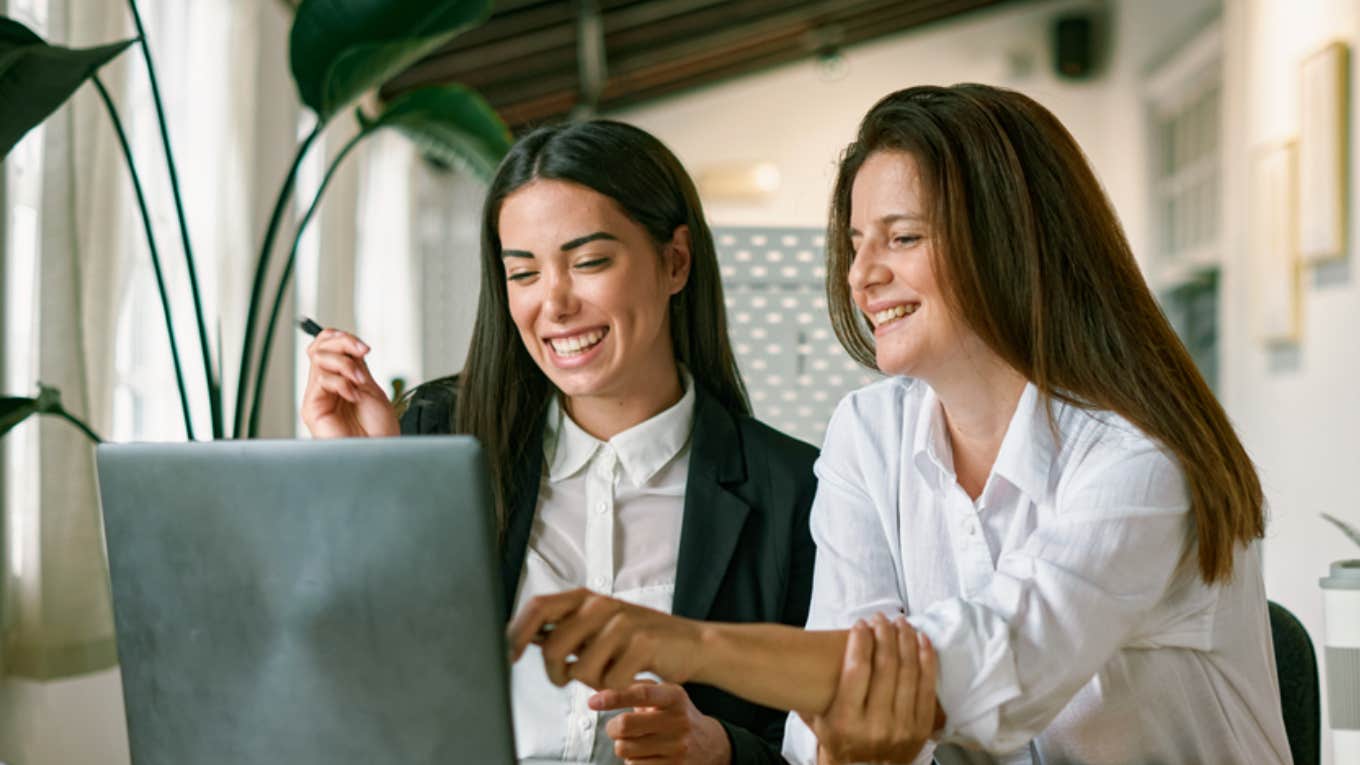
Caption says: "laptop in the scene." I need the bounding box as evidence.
[96,437,516,764]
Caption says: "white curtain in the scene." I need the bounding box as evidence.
[3,1,304,762]
[355,129,422,397]
[1,0,129,682]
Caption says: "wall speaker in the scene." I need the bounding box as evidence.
[1053,13,1098,80]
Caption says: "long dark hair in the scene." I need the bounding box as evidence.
[827,84,1263,584]
[456,119,749,532]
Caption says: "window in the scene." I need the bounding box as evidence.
[1146,20,1224,284]
[1145,19,1224,389]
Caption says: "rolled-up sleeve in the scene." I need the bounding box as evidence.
[783,395,912,764]
[909,444,1191,752]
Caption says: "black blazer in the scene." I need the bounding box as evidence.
[400,377,818,764]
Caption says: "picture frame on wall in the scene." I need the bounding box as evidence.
[1298,41,1350,263]
[1250,141,1300,344]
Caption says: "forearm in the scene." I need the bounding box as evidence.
[691,623,848,715]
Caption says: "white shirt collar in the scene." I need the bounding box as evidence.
[911,384,954,491]
[543,368,697,488]
[911,381,1055,504]
[988,382,1056,504]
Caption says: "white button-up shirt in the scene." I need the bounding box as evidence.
[511,374,696,763]
[784,378,1291,765]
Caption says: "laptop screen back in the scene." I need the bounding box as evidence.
[96,437,515,764]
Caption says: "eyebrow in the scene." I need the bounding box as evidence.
[848,213,926,236]
[501,231,620,260]
[561,231,618,251]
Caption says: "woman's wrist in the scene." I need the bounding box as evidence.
[689,618,722,685]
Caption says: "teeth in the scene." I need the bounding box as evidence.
[549,329,605,356]
[872,304,916,326]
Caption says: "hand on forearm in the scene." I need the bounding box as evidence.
[803,614,938,764]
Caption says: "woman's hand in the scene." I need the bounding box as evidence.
[507,588,705,690]
[590,681,732,764]
[803,613,938,765]
[300,328,399,439]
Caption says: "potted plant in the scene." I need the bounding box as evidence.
[0,0,512,444]
[0,0,513,684]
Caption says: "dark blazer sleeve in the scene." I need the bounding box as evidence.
[397,376,459,435]
[704,419,819,765]
[731,428,818,764]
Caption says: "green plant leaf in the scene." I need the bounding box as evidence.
[0,16,136,158]
[1323,513,1360,549]
[0,396,38,437]
[357,84,510,180]
[1,384,102,443]
[289,0,492,121]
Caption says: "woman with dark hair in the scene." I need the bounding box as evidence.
[301,120,817,764]
[506,85,1291,765]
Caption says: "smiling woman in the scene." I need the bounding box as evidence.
[496,178,693,425]
[299,120,819,765]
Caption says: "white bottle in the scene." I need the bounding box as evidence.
[1320,560,1360,764]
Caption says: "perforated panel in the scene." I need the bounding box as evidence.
[714,227,880,446]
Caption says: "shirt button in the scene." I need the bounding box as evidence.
[594,502,608,515]
[591,576,608,590]
[967,521,978,536]
[579,717,592,731]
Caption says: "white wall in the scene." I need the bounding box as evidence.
[611,0,1217,270]
[1220,1,1360,761]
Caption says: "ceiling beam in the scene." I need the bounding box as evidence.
[381,0,1017,129]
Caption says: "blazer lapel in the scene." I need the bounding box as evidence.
[500,415,546,621]
[671,388,750,621]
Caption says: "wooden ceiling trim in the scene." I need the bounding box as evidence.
[446,2,576,49]
[602,0,734,32]
[379,0,1017,130]
[604,0,824,58]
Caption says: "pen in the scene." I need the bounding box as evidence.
[298,316,323,337]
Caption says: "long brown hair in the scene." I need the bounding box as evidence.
[456,120,749,532]
[827,84,1262,584]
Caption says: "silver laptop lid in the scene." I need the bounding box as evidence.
[96,437,515,765]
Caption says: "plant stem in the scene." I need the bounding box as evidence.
[55,409,104,444]
[247,128,367,437]
[233,123,324,438]
[126,0,221,438]
[92,75,195,441]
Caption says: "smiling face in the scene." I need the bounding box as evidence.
[847,150,981,381]
[497,178,690,403]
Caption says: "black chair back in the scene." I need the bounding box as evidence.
[1269,600,1320,765]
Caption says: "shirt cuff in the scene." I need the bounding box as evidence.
[780,711,817,765]
[908,598,1024,750]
